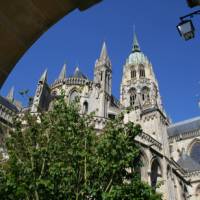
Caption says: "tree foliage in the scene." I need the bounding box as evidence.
[0,96,162,200]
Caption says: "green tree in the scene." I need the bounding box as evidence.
[0,96,161,200]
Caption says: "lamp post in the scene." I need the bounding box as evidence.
[177,10,200,41]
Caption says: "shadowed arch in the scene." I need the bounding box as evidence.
[69,89,79,102]
[83,101,89,114]
[128,88,137,106]
[139,150,149,181]
[150,157,162,188]
[187,139,200,164]
[0,0,102,88]
[141,86,150,102]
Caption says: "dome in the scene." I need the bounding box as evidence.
[127,32,150,65]
[127,51,149,65]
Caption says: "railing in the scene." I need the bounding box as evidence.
[51,78,93,88]
[136,132,162,151]
[184,170,200,178]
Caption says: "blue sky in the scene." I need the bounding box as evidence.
[1,0,200,123]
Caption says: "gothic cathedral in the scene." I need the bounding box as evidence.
[0,33,200,200]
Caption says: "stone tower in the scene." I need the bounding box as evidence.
[94,42,112,117]
[120,33,167,142]
[120,33,176,199]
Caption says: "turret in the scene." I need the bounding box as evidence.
[31,69,50,112]
[94,42,112,95]
[58,63,66,80]
[6,86,14,102]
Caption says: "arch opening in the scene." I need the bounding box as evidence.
[150,159,162,189]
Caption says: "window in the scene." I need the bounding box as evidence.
[83,101,88,114]
[100,72,103,81]
[139,65,145,77]
[131,70,136,78]
[141,87,150,102]
[190,142,200,164]
[150,159,162,189]
[108,114,116,120]
[70,90,78,102]
[129,88,137,106]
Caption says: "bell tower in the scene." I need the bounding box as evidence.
[120,33,163,114]
[120,33,169,143]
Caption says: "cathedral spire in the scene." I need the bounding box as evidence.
[100,41,108,60]
[58,63,66,80]
[74,66,80,75]
[132,32,141,53]
[39,69,48,83]
[6,86,14,102]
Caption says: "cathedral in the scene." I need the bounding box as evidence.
[0,33,200,200]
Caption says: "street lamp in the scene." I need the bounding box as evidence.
[177,10,200,41]
[177,20,195,40]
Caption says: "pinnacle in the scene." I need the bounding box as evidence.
[7,86,14,102]
[58,63,66,80]
[100,41,108,60]
[74,66,80,74]
[132,32,141,53]
[39,69,48,83]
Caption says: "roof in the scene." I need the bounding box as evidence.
[0,96,18,112]
[70,67,88,79]
[177,154,200,172]
[126,32,150,65]
[167,116,200,137]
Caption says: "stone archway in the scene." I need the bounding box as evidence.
[187,139,200,164]
[150,158,162,189]
[0,0,102,87]
[139,150,149,181]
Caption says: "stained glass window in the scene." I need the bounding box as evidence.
[190,142,200,164]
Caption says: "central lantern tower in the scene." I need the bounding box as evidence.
[120,33,169,143]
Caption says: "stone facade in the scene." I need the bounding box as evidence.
[1,33,200,200]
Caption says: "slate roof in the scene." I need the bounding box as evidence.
[70,67,87,79]
[177,154,200,172]
[0,96,18,112]
[73,71,87,79]
[167,116,200,137]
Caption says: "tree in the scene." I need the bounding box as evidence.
[0,95,162,200]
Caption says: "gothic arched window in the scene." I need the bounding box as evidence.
[69,90,79,102]
[139,65,145,78]
[83,101,88,114]
[150,159,162,189]
[141,86,150,102]
[190,142,200,164]
[129,88,137,106]
[131,70,136,79]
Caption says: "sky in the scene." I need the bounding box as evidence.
[1,0,200,123]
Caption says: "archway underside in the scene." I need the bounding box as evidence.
[0,0,102,87]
